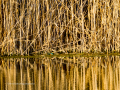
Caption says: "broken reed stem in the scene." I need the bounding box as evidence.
[0,0,120,55]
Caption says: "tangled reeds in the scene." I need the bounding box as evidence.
[0,0,120,55]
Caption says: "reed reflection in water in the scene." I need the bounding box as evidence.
[0,56,120,90]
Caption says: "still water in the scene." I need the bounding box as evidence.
[0,56,120,90]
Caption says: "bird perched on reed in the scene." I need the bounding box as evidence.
[48,53,54,55]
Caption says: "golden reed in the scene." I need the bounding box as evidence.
[0,0,120,55]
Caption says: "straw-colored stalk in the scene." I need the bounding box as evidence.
[0,0,120,55]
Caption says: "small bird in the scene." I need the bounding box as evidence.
[50,53,54,55]
[48,53,54,55]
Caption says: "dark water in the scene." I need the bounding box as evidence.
[0,56,120,90]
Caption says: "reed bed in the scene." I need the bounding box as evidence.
[0,56,120,90]
[0,0,120,55]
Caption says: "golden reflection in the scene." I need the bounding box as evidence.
[0,56,120,90]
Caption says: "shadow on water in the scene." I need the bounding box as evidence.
[0,55,120,90]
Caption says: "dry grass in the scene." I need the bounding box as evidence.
[0,0,120,55]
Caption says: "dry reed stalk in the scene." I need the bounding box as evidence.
[26,0,31,55]
[0,0,120,55]
[6,1,9,55]
[20,1,23,55]
[0,0,3,55]
[0,0,1,41]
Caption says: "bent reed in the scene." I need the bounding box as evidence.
[0,0,120,56]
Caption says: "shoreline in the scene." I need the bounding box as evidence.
[0,52,120,58]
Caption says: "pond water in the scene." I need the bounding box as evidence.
[0,55,120,90]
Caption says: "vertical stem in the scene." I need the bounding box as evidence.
[46,0,50,51]
[0,0,2,54]
[26,0,30,55]
[71,0,75,53]
[20,0,23,55]
[93,0,96,52]
[81,0,84,52]
[6,1,10,55]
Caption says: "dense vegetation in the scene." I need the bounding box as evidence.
[0,0,120,55]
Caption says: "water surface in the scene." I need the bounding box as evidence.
[0,56,120,90]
